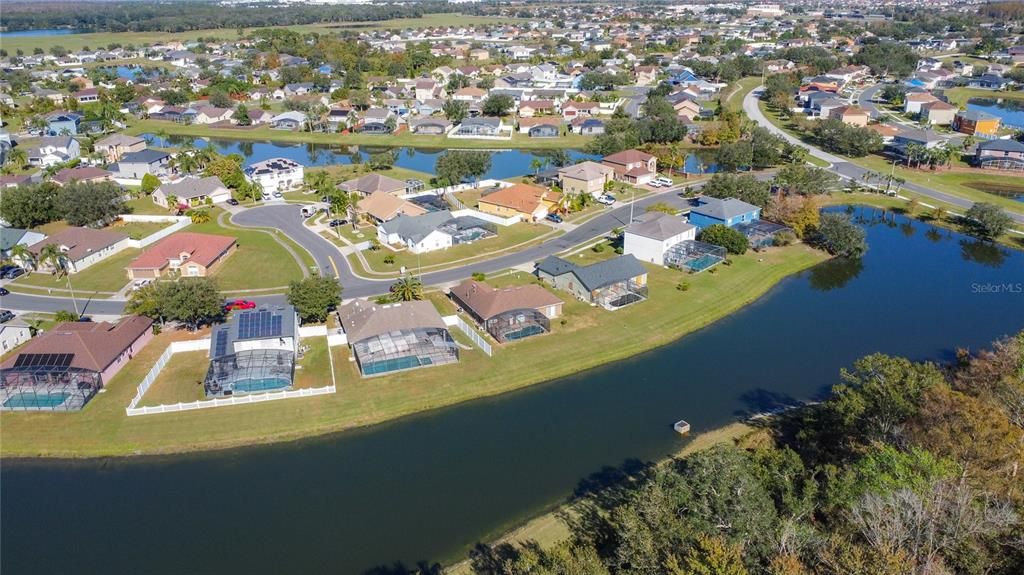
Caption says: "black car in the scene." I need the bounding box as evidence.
[0,310,15,323]
[329,219,348,227]
[3,267,25,280]
[0,264,19,275]
[0,287,9,296]
[227,198,240,206]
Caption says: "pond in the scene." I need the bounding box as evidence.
[967,97,1024,130]
[96,65,166,82]
[138,133,720,180]
[0,28,80,37]
[3,207,1023,575]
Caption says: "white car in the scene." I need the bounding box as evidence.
[131,279,152,291]
[272,191,284,199]
[654,177,673,187]
[597,194,616,206]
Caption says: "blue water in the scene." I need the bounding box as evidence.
[139,134,719,180]
[3,392,70,409]
[99,65,164,82]
[232,378,290,394]
[967,97,1024,130]
[1,28,80,37]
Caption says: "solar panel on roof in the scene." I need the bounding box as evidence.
[12,353,74,369]
[214,330,228,357]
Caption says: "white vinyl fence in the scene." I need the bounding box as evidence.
[120,214,191,249]
[125,337,335,417]
[445,315,493,356]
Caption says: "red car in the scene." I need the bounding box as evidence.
[223,299,257,312]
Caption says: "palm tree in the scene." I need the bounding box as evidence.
[186,209,211,224]
[8,243,35,270]
[5,147,27,169]
[37,244,79,316]
[165,194,179,211]
[389,274,423,302]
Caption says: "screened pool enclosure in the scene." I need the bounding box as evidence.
[203,349,295,397]
[665,240,727,273]
[0,353,102,411]
[735,221,793,249]
[351,327,459,377]
[485,309,551,343]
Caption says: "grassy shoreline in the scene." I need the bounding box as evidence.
[1,243,826,459]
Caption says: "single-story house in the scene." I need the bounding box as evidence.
[688,196,761,229]
[270,110,308,130]
[975,138,1024,171]
[570,116,606,135]
[0,316,154,411]
[338,173,409,197]
[358,190,428,223]
[535,254,648,310]
[51,166,113,186]
[378,210,497,254]
[153,176,231,208]
[518,117,562,137]
[409,117,452,135]
[451,117,504,137]
[449,279,564,343]
[338,300,459,377]
[477,183,561,222]
[126,232,237,279]
[26,227,131,273]
[623,211,697,266]
[0,318,33,355]
[0,228,47,259]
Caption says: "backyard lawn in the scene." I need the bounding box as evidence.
[137,350,210,407]
[294,337,333,390]
[107,219,173,240]
[11,248,140,294]
[126,196,173,216]
[0,241,827,457]
[942,87,1024,107]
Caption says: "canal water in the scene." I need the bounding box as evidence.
[138,134,720,180]
[967,97,1024,130]
[3,207,1023,575]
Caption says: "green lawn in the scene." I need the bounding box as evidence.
[137,350,209,407]
[107,220,172,240]
[0,242,826,457]
[126,197,173,216]
[186,209,307,290]
[12,248,139,294]
[357,222,556,275]
[307,164,435,187]
[723,76,763,114]
[294,337,333,390]
[942,87,1024,108]
[127,119,594,150]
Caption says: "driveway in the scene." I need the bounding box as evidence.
[743,87,1024,224]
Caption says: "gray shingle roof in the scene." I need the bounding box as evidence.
[380,210,454,243]
[692,197,759,221]
[537,254,646,291]
[625,212,696,241]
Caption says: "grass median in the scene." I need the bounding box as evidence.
[1,242,826,458]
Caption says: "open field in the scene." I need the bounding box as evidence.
[0,242,826,457]
[127,120,595,150]
[942,87,1024,108]
[0,14,523,54]
[11,248,139,294]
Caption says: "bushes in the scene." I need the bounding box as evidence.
[811,213,868,257]
[699,224,750,255]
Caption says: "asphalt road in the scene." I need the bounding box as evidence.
[743,87,1024,225]
[1,183,707,315]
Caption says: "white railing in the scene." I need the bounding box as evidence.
[450,208,521,227]
[447,315,493,356]
[120,215,191,248]
[126,385,335,416]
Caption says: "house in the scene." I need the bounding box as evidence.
[623,212,697,266]
[558,161,615,198]
[518,117,562,137]
[0,174,33,189]
[688,197,761,230]
[110,149,170,179]
[378,211,497,254]
[338,300,459,377]
[358,191,428,224]
[74,87,100,104]
[825,65,870,84]
[192,105,233,125]
[635,65,658,87]
[904,92,940,115]
[449,279,563,343]
[51,166,113,186]
[153,176,232,208]
[244,157,304,192]
[94,134,146,162]
[0,319,33,355]
[562,101,599,119]
[0,228,47,259]
[338,173,409,197]
[205,305,300,397]
[535,254,648,310]
[570,117,606,135]
[952,110,1001,136]
[968,75,1012,90]
[451,117,506,138]
[974,139,1024,171]
[45,112,83,136]
[127,232,236,279]
[0,316,154,411]
[468,48,490,61]
[920,101,958,126]
[518,100,555,117]
[27,227,131,273]
[891,128,945,152]
[867,123,901,144]
[409,117,452,135]
[453,87,487,102]
[477,183,561,222]
[828,105,870,127]
[26,136,80,167]
[270,110,308,130]
[602,149,658,185]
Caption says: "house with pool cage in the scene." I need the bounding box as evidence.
[536,254,648,310]
[204,305,300,397]
[623,211,697,266]
[0,316,154,411]
[339,300,459,377]
[449,279,563,343]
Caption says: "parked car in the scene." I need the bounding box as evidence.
[261,194,271,201]
[597,194,616,206]
[3,267,25,280]
[0,310,15,323]
[224,299,257,312]
[272,191,283,199]
[654,176,673,187]
[0,264,19,276]
[227,198,240,206]
[545,213,563,223]
[329,219,348,227]
[0,287,9,296]
[131,279,152,291]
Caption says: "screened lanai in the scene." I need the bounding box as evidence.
[735,221,794,249]
[0,354,102,411]
[664,240,727,273]
[203,349,295,397]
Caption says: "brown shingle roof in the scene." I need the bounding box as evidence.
[477,183,556,215]
[127,232,236,271]
[0,316,153,373]
[338,300,446,343]
[449,279,562,320]
[29,227,128,262]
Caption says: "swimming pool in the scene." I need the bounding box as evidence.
[231,378,291,394]
[2,392,71,409]
[503,324,547,341]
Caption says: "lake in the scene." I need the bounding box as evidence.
[3,207,1023,575]
[0,28,80,37]
[967,97,1024,130]
[138,133,720,180]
